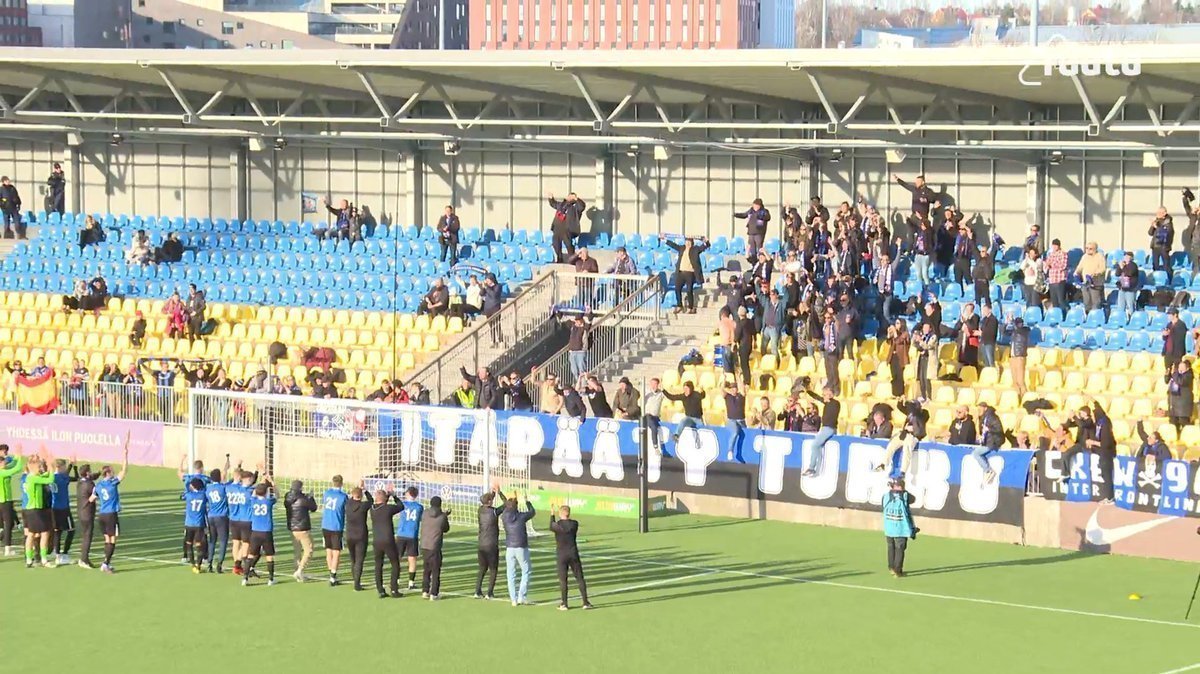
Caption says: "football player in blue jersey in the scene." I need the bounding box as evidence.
[183,478,208,573]
[243,475,277,587]
[320,474,348,587]
[396,486,423,590]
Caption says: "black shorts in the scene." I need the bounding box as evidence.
[395,536,419,558]
[53,509,74,532]
[23,508,51,534]
[248,531,275,557]
[230,520,252,542]
[322,531,343,551]
[185,526,207,545]
[98,513,120,537]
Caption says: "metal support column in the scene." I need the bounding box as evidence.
[230,148,246,222]
[1026,162,1046,229]
[405,149,423,229]
[65,143,81,215]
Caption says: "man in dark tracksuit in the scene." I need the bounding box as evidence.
[551,505,592,611]
[475,489,504,599]
[437,205,461,266]
[46,163,65,215]
[344,487,370,591]
[1182,188,1200,273]
[734,198,771,258]
[0,176,23,239]
[1148,207,1175,282]
[547,192,586,263]
[75,465,97,568]
[419,496,450,600]
[369,490,403,599]
[893,173,939,221]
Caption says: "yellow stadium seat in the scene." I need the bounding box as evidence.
[759,354,778,373]
[397,352,416,371]
[414,315,431,333]
[346,351,366,369]
[934,386,955,405]
[955,387,976,406]
[1130,377,1153,396]
[1084,373,1107,393]
[1084,351,1107,372]
[422,335,439,351]
[1106,352,1130,373]
[1041,371,1063,392]
[1131,398,1155,419]
[397,314,414,332]
[1158,424,1179,445]
[284,308,302,325]
[976,388,998,408]
[1130,353,1155,373]
[300,308,318,325]
[310,327,327,345]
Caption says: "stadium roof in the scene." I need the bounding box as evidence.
[1,46,1199,155]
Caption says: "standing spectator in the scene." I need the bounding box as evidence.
[734,198,771,258]
[663,235,708,315]
[547,192,585,263]
[565,314,591,383]
[819,306,840,395]
[126,230,153,265]
[417,279,450,317]
[1023,224,1044,257]
[734,305,756,386]
[121,364,144,418]
[605,247,638,305]
[481,275,503,345]
[64,358,91,416]
[562,383,587,420]
[77,216,105,251]
[535,369,564,415]
[186,284,207,343]
[1182,188,1200,273]
[906,220,936,289]
[717,307,736,377]
[583,376,612,418]
[913,322,939,402]
[953,302,980,370]
[317,198,353,241]
[893,173,939,221]
[1163,308,1189,374]
[611,378,640,421]
[722,381,748,462]
[1061,398,1117,504]
[790,302,816,362]
[757,288,785,359]
[802,387,840,476]
[805,196,830,226]
[946,406,977,445]
[1149,206,1175,282]
[459,366,502,411]
[501,371,533,411]
[1075,241,1107,313]
[642,378,665,456]
[1004,315,1031,398]
[886,319,910,399]
[978,303,999,369]
[1044,239,1069,311]
[1019,248,1044,308]
[1114,252,1140,319]
[500,492,536,607]
[568,247,599,274]
[436,205,461,266]
[951,224,975,289]
[972,246,995,306]
[874,252,900,329]
[141,359,179,423]
[549,505,592,611]
[664,382,705,442]
[45,163,65,215]
[748,396,776,430]
[1166,359,1195,431]
[0,176,22,239]
[419,496,450,600]
[474,489,503,600]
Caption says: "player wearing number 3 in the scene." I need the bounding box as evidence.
[94,432,130,574]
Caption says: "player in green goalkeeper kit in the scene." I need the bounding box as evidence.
[22,452,57,567]
[0,444,26,556]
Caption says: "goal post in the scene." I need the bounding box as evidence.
[186,388,531,529]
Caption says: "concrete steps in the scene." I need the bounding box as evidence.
[593,287,727,384]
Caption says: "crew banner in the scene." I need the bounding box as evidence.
[379,409,1035,526]
[1037,450,1200,518]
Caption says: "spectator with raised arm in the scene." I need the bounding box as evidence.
[1182,188,1200,273]
[547,191,585,263]
[663,234,708,315]
[1135,421,1172,463]
[893,173,940,221]
[664,382,705,443]
[317,197,354,241]
[1149,206,1175,282]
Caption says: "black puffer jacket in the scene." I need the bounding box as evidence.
[285,487,318,532]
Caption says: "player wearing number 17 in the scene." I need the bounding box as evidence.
[183,478,209,573]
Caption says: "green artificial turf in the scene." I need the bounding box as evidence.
[4,466,1199,673]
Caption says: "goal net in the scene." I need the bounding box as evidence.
[185,389,531,529]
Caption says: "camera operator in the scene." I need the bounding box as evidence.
[882,477,918,578]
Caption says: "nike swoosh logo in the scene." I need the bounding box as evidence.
[1084,508,1173,546]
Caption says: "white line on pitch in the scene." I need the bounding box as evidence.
[1157,663,1200,674]
[585,571,717,600]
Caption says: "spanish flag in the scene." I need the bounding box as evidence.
[15,368,58,415]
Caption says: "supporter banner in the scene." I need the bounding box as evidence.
[13,368,58,414]
[0,411,163,465]
[1038,450,1200,518]
[301,191,319,215]
[378,410,1034,525]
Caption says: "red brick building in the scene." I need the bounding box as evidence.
[469,0,759,50]
[0,0,42,47]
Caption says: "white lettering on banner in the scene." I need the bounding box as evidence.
[957,456,999,515]
[753,434,793,495]
[845,442,890,505]
[676,427,719,486]
[504,415,544,472]
[552,416,584,478]
[908,449,951,511]
[1114,457,1137,491]
[428,410,462,466]
[590,419,625,482]
[467,410,500,468]
[630,427,664,484]
[798,438,838,501]
[399,411,423,465]
[1165,461,1189,494]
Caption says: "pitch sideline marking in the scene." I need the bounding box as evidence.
[1157,664,1200,674]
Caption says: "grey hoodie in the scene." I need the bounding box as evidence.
[500,501,536,548]
[420,506,450,551]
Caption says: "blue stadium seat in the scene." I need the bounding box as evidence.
[1082,309,1105,329]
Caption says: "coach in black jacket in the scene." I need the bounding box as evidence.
[285,480,318,582]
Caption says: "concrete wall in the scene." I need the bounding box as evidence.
[6,137,1200,253]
